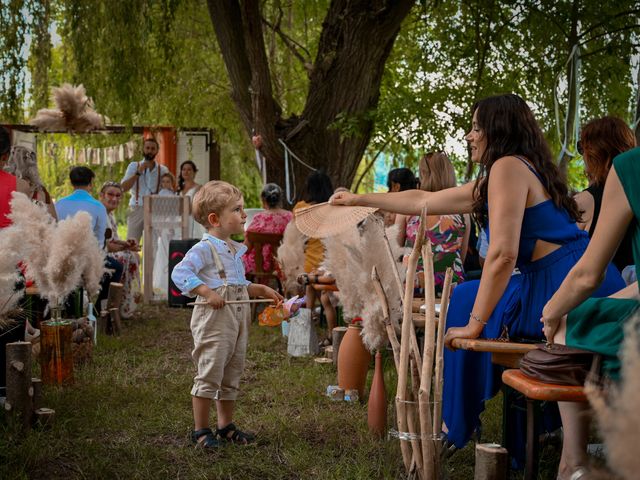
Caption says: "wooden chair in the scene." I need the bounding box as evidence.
[502,369,587,480]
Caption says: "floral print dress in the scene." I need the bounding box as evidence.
[107,213,141,318]
[242,210,293,274]
[405,214,466,293]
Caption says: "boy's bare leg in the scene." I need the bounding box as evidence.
[305,284,317,312]
[216,399,235,430]
[192,396,211,436]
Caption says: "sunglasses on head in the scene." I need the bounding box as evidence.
[101,181,123,193]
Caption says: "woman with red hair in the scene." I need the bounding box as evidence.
[574,116,636,273]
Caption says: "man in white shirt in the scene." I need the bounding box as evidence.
[121,138,169,242]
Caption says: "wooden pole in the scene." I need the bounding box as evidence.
[143,195,153,303]
[31,377,43,411]
[6,341,33,429]
[381,227,404,336]
[371,266,400,370]
[331,326,347,367]
[109,308,122,336]
[180,195,190,239]
[396,206,427,476]
[418,239,436,479]
[106,282,124,311]
[433,267,454,477]
[474,443,508,480]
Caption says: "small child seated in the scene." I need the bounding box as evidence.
[158,172,176,196]
[171,180,283,449]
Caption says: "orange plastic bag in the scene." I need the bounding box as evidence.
[258,305,286,327]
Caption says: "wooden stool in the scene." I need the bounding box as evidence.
[502,369,587,480]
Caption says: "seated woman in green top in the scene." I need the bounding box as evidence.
[541,147,640,480]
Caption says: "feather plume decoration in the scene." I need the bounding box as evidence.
[586,309,640,480]
[4,192,105,306]
[0,229,24,327]
[321,215,408,351]
[276,222,307,296]
[30,83,105,132]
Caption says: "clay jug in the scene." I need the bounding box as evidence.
[367,351,387,437]
[40,320,74,386]
[337,322,371,398]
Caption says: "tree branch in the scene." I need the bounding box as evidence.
[353,134,395,192]
[579,24,640,48]
[578,9,640,39]
[261,15,313,73]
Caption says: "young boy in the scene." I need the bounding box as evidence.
[171,180,283,448]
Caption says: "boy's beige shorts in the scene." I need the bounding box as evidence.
[190,284,250,401]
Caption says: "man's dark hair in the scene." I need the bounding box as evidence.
[144,137,159,148]
[0,126,11,157]
[69,166,96,187]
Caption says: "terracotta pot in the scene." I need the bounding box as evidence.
[367,351,387,437]
[40,320,74,386]
[337,323,371,398]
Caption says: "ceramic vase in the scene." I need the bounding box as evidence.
[367,351,387,437]
[337,323,371,398]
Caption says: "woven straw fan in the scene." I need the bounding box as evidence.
[294,202,378,238]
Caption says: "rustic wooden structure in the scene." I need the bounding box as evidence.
[5,341,33,428]
[502,369,587,480]
[474,443,509,480]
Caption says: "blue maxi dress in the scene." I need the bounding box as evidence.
[442,159,625,463]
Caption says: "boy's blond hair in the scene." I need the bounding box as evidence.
[192,180,242,226]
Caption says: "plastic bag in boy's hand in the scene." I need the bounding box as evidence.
[258,305,287,327]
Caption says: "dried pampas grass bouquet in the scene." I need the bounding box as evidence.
[3,193,105,310]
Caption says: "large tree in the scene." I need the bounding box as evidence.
[207,0,414,195]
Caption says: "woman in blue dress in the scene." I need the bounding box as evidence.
[330,93,624,462]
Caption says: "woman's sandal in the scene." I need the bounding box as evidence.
[191,428,220,449]
[216,423,256,445]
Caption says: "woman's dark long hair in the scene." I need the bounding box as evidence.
[471,94,580,227]
[387,167,417,191]
[178,160,198,193]
[304,170,334,204]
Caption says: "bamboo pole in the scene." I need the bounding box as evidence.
[371,266,400,370]
[433,268,453,477]
[418,239,436,479]
[405,377,424,477]
[395,206,427,474]
[380,226,404,336]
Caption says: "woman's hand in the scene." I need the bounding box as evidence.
[444,323,483,350]
[329,191,360,206]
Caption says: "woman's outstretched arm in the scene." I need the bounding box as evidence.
[330,181,476,216]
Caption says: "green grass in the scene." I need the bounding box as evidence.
[1,304,558,479]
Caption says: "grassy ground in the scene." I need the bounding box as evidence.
[1,304,559,479]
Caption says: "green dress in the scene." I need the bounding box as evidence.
[566,148,640,378]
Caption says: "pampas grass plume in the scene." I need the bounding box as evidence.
[277,222,306,296]
[586,309,640,480]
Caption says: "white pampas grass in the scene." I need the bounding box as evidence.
[586,309,640,480]
[3,192,105,306]
[321,215,408,351]
[277,222,306,296]
[30,83,105,132]
[0,228,24,327]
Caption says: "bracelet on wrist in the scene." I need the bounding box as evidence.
[470,312,487,326]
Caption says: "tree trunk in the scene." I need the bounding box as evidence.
[207,0,414,200]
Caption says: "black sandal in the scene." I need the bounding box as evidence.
[191,428,220,449]
[216,423,256,445]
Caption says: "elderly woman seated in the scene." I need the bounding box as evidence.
[99,181,141,318]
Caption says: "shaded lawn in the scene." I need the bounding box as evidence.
[1,304,555,479]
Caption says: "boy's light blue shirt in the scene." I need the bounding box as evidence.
[55,189,108,247]
[171,233,250,297]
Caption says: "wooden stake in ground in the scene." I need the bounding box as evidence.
[31,377,43,411]
[331,326,347,367]
[371,266,400,370]
[433,267,454,478]
[396,206,427,476]
[474,443,508,480]
[5,341,33,429]
[34,407,56,429]
[418,239,436,480]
